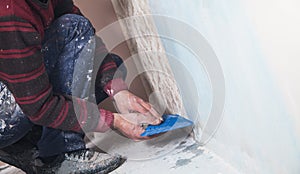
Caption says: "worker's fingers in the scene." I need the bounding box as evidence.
[136,98,162,121]
[137,98,152,111]
[127,96,148,113]
[148,106,162,121]
[142,112,161,125]
[131,101,149,114]
[120,113,160,125]
[113,113,155,141]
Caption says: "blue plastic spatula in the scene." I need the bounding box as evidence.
[140,114,194,137]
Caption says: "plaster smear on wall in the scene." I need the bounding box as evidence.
[149,0,300,173]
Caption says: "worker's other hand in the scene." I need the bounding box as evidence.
[113,90,162,121]
[113,113,161,141]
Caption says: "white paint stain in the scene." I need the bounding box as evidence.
[86,75,91,81]
[0,119,6,132]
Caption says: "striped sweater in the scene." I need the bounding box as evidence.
[0,0,127,132]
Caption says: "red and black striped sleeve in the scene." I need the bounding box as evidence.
[94,36,128,98]
[0,15,114,133]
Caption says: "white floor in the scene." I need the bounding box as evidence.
[111,137,239,174]
[0,133,240,174]
[87,128,240,174]
[0,165,23,174]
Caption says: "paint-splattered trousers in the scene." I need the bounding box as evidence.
[0,14,125,158]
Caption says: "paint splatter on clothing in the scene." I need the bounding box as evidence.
[0,0,127,132]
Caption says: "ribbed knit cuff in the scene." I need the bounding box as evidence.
[94,109,114,132]
[103,78,128,98]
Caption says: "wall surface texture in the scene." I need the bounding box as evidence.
[149,0,300,174]
[111,0,186,116]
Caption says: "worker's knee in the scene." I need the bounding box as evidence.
[53,14,95,40]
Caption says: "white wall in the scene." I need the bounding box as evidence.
[149,0,300,173]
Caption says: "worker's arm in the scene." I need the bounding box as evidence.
[0,14,112,133]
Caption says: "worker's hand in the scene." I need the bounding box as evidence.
[113,90,162,121]
[113,113,161,141]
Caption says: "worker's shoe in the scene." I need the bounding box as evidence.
[34,149,126,174]
[0,125,42,173]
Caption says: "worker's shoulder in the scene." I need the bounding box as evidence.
[0,0,56,35]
